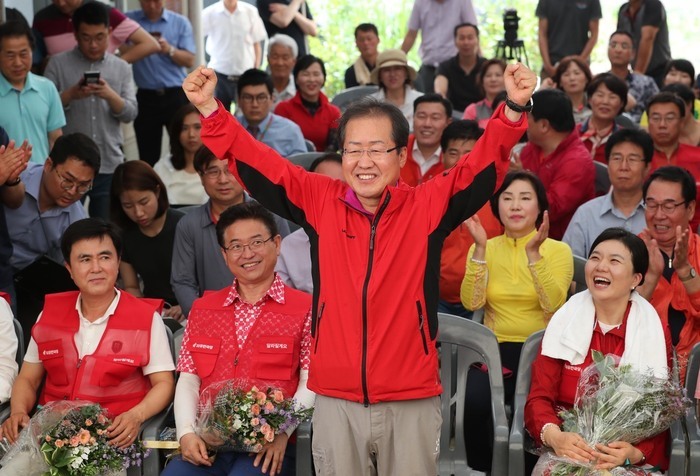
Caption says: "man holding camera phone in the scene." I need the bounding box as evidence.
[44,2,137,220]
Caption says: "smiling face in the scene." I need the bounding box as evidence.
[267,43,295,81]
[482,63,505,98]
[341,115,406,213]
[589,83,624,122]
[119,189,159,229]
[413,102,450,149]
[65,236,120,299]
[497,179,540,238]
[179,112,202,155]
[644,179,695,252]
[559,61,588,95]
[585,239,642,302]
[221,218,281,287]
[296,62,324,101]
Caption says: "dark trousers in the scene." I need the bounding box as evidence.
[162,445,296,476]
[415,64,437,93]
[214,71,240,113]
[464,341,524,471]
[134,87,189,166]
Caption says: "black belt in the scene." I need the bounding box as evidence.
[138,87,182,96]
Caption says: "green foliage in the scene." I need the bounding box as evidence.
[309,0,540,97]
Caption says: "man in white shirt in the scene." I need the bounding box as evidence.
[202,0,268,110]
[0,218,175,445]
[267,34,297,107]
[0,295,18,404]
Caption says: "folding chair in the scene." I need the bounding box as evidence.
[437,312,509,475]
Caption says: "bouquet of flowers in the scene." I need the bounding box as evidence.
[0,400,149,476]
[533,351,692,476]
[194,380,313,453]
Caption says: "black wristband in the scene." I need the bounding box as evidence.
[505,96,534,113]
[3,177,20,187]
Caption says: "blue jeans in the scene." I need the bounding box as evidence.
[161,446,296,476]
[437,299,473,319]
[81,173,112,220]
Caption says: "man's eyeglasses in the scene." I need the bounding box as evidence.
[649,114,680,125]
[341,147,399,160]
[608,155,645,165]
[201,167,233,180]
[223,236,274,256]
[644,199,687,214]
[239,94,270,104]
[54,168,92,194]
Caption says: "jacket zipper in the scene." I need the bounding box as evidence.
[360,193,391,406]
[314,302,326,354]
[416,301,429,355]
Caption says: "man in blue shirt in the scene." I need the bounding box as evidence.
[126,0,196,165]
[0,21,65,165]
[236,69,306,157]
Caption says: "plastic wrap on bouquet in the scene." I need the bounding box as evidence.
[194,379,313,453]
[532,451,663,476]
[0,400,149,476]
[531,352,691,476]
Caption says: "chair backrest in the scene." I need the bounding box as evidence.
[288,152,325,171]
[508,330,544,476]
[304,139,316,152]
[437,312,509,476]
[594,161,611,196]
[572,254,588,295]
[164,326,175,363]
[331,85,379,111]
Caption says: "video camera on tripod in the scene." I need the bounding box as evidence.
[496,9,529,66]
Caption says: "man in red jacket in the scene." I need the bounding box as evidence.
[183,62,536,474]
[518,88,595,240]
[0,218,175,446]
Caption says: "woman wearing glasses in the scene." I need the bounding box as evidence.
[110,160,185,326]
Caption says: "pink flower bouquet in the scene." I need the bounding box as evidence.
[194,380,313,453]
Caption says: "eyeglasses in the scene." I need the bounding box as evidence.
[54,168,92,194]
[239,93,270,104]
[342,147,399,160]
[649,114,680,124]
[201,167,233,180]
[608,155,645,165]
[223,236,274,255]
[644,199,687,213]
[609,41,632,50]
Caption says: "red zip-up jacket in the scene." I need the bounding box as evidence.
[400,134,445,187]
[201,102,527,404]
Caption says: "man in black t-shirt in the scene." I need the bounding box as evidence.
[257,0,317,57]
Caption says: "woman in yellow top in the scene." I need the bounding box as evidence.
[459,170,573,472]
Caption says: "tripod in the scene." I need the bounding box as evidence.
[495,39,529,67]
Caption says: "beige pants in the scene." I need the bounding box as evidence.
[312,395,441,476]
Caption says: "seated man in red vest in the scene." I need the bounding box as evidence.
[162,202,314,476]
[0,218,175,447]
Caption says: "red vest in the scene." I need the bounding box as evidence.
[32,291,154,417]
[185,285,310,398]
[400,135,445,187]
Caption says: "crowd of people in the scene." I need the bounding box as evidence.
[0,0,698,475]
